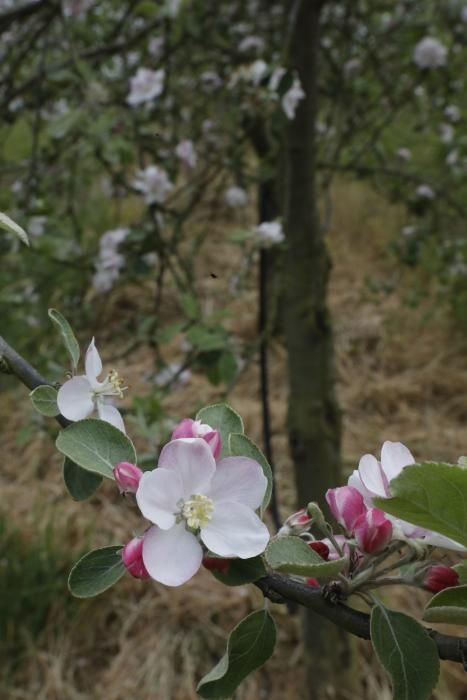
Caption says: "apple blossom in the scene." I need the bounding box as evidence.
[353,508,393,554]
[114,462,143,493]
[424,565,459,593]
[255,221,284,247]
[127,68,165,106]
[413,37,447,70]
[416,184,435,199]
[224,186,248,208]
[281,77,305,120]
[326,485,366,531]
[133,165,173,205]
[93,227,129,293]
[57,338,126,432]
[136,438,269,586]
[171,418,221,459]
[122,537,150,579]
[175,139,197,169]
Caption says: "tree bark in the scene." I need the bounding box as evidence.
[283,1,357,697]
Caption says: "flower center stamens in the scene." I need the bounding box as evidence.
[97,369,127,398]
[181,494,214,529]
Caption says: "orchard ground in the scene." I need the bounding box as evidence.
[1,180,467,699]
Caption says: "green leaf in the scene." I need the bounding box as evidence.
[196,403,244,459]
[264,536,346,578]
[48,308,80,369]
[63,457,102,501]
[197,610,276,699]
[423,585,467,625]
[56,419,136,479]
[370,602,439,700]
[218,351,237,385]
[0,211,29,246]
[68,546,125,598]
[210,556,267,587]
[454,561,467,584]
[374,462,467,547]
[29,385,60,416]
[228,433,272,513]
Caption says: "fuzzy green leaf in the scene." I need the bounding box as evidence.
[228,433,272,513]
[197,610,276,699]
[196,403,244,458]
[63,458,102,501]
[29,385,60,416]
[48,308,80,369]
[265,536,346,578]
[68,546,125,598]
[0,211,29,246]
[210,556,267,587]
[423,585,467,625]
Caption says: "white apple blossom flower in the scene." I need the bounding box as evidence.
[127,68,165,106]
[413,37,447,69]
[440,123,454,144]
[343,58,362,79]
[416,184,435,199]
[166,0,183,17]
[224,186,248,208]
[348,441,465,551]
[396,147,412,161]
[269,66,286,92]
[281,77,305,120]
[92,228,129,293]
[446,149,459,167]
[238,35,265,53]
[28,216,47,238]
[247,59,268,86]
[255,221,284,247]
[57,338,126,432]
[136,438,270,585]
[175,139,197,169]
[148,37,164,59]
[444,104,460,122]
[401,225,416,237]
[200,71,222,91]
[133,165,173,204]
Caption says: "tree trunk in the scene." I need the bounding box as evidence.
[283,1,357,697]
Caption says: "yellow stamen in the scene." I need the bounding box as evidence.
[182,494,214,530]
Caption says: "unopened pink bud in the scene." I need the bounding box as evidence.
[309,541,330,560]
[113,461,143,493]
[121,537,149,579]
[326,486,366,531]
[171,418,221,459]
[354,508,392,554]
[202,556,230,574]
[424,565,459,593]
[306,577,320,588]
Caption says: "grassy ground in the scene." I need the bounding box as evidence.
[1,180,467,699]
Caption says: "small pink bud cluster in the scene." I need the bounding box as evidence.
[121,537,149,579]
[278,508,313,536]
[171,418,221,459]
[424,565,459,593]
[113,461,143,493]
[326,485,393,554]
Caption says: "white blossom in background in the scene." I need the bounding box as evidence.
[136,439,269,585]
[461,6,467,22]
[396,147,412,161]
[62,0,95,17]
[440,123,454,144]
[28,216,47,238]
[175,139,197,169]
[238,35,265,53]
[255,221,284,247]
[143,252,159,267]
[200,71,222,91]
[401,225,416,237]
[224,186,248,208]
[93,227,129,294]
[413,85,425,98]
[247,59,268,86]
[269,66,286,92]
[282,78,305,120]
[446,150,459,167]
[127,68,165,106]
[166,0,183,16]
[413,37,447,69]
[343,58,362,79]
[416,184,435,200]
[57,338,126,432]
[133,165,173,205]
[445,104,461,122]
[154,362,191,387]
[148,37,164,58]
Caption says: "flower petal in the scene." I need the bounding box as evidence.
[381,441,415,483]
[85,337,102,383]
[358,454,388,497]
[208,457,267,509]
[97,402,126,433]
[201,501,269,558]
[57,376,94,421]
[157,438,215,499]
[136,468,183,529]
[419,530,466,552]
[142,523,203,586]
[347,469,374,503]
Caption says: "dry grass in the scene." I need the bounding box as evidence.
[2,179,467,699]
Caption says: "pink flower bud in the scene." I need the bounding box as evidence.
[202,556,230,574]
[171,418,221,459]
[289,508,312,526]
[354,508,393,554]
[121,537,149,579]
[424,565,459,593]
[113,461,143,493]
[325,486,366,531]
[306,577,320,587]
[309,541,330,560]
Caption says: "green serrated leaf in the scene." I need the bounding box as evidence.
[48,308,80,369]
[210,556,267,587]
[196,403,244,459]
[197,610,276,699]
[371,602,439,700]
[423,584,467,625]
[265,536,346,578]
[63,457,103,501]
[228,433,272,513]
[56,419,136,479]
[374,462,467,547]
[68,546,125,598]
[0,211,29,246]
[29,385,60,416]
